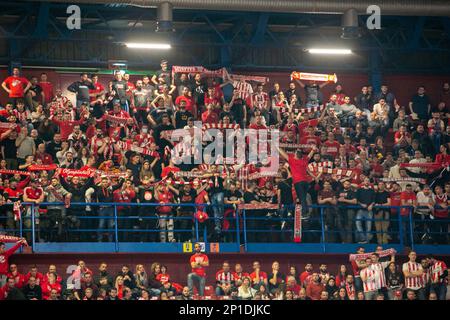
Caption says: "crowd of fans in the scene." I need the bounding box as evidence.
[0,241,448,300]
[0,60,448,246]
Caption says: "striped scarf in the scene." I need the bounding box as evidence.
[308,161,333,172]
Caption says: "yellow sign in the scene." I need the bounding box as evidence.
[182,242,193,253]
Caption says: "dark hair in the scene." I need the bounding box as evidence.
[0,242,4,246]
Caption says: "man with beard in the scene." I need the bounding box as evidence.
[187,243,209,296]
[299,264,313,287]
[131,79,150,125]
[44,177,71,241]
[426,254,448,300]
[67,73,95,109]
[305,273,324,300]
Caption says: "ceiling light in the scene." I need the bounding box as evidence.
[125,43,171,49]
[307,48,352,55]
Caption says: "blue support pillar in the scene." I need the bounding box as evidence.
[368,49,382,94]
[33,3,50,39]
[220,43,231,68]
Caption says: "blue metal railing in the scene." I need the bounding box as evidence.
[0,202,448,253]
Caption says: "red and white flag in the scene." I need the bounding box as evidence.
[293,204,302,243]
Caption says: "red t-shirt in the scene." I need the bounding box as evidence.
[201,111,219,124]
[400,191,416,216]
[156,188,174,214]
[24,187,43,200]
[299,271,312,286]
[89,82,105,101]
[3,76,29,98]
[288,154,310,184]
[249,271,268,284]
[434,194,448,218]
[190,253,209,277]
[300,135,321,151]
[298,119,319,136]
[39,82,54,103]
[389,191,402,214]
[0,243,21,275]
[323,140,341,158]
[7,272,25,288]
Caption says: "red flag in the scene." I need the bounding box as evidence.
[293,204,302,243]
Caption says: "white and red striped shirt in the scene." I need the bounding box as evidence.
[252,92,269,109]
[369,262,389,289]
[429,260,447,284]
[233,80,253,100]
[215,270,235,285]
[421,268,430,287]
[402,261,423,290]
[361,267,377,292]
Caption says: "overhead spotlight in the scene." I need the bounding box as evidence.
[341,8,361,39]
[307,48,352,55]
[125,43,171,49]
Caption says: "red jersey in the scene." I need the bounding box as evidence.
[298,119,319,136]
[34,152,53,165]
[201,111,219,124]
[156,188,174,214]
[156,273,170,284]
[288,154,310,184]
[7,272,25,288]
[89,82,105,101]
[204,95,220,107]
[323,140,341,158]
[434,194,448,218]
[402,261,423,290]
[343,144,357,156]
[51,118,85,141]
[299,271,312,286]
[400,191,416,216]
[3,76,29,98]
[300,135,321,148]
[389,191,402,215]
[249,271,268,284]
[232,272,249,283]
[41,281,62,300]
[24,187,43,201]
[25,272,45,286]
[190,253,209,277]
[39,81,54,103]
[0,243,21,275]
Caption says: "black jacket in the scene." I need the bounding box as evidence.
[22,284,42,300]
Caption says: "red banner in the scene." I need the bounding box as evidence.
[0,169,31,176]
[293,204,302,243]
[0,234,24,243]
[57,168,96,178]
[28,164,58,171]
[291,71,337,83]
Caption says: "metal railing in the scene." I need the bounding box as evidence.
[0,202,448,253]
